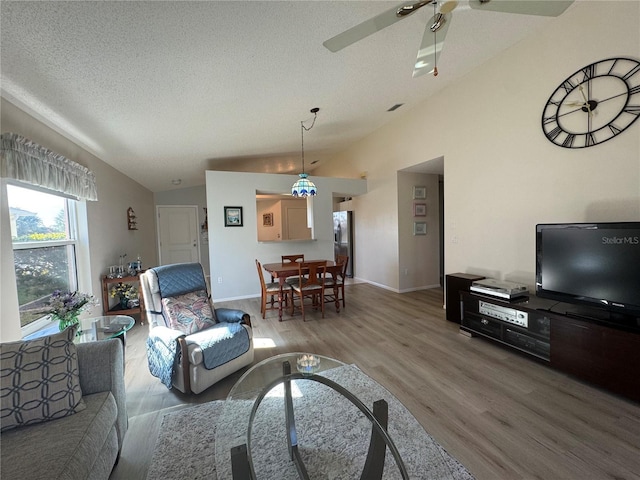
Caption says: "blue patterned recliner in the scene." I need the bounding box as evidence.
[140,262,254,394]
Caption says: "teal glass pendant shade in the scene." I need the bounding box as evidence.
[291,173,317,197]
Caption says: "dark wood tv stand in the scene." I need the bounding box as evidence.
[461,292,640,403]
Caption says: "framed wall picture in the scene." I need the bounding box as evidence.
[263,212,274,227]
[413,222,427,235]
[413,186,426,199]
[224,206,243,227]
[413,202,426,217]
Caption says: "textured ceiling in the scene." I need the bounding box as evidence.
[0,1,571,192]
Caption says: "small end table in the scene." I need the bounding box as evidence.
[78,315,135,347]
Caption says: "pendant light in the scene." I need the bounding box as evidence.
[291,107,319,197]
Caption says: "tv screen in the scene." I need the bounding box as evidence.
[536,222,640,318]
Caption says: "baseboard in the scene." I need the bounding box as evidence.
[399,284,442,294]
[213,293,260,302]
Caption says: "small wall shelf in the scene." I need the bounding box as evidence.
[127,207,138,230]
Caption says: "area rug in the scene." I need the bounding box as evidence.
[147,365,475,480]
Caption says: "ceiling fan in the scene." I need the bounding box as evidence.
[323,0,574,78]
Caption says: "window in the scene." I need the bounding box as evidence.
[7,183,82,333]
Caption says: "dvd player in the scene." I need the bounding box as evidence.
[479,301,528,327]
[470,278,529,299]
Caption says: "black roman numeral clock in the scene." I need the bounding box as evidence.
[542,57,640,148]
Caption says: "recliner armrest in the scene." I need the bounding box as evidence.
[215,308,251,327]
[149,324,185,341]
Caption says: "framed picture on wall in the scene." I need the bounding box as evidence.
[413,186,426,199]
[224,206,243,227]
[413,203,426,217]
[413,222,427,235]
[263,212,274,227]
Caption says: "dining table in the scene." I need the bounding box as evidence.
[262,260,335,321]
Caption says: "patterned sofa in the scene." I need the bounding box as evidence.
[0,331,127,479]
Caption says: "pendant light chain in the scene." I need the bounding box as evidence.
[300,109,318,175]
[300,121,306,175]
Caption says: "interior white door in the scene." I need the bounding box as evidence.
[157,206,200,265]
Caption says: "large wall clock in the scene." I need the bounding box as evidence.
[542,57,640,148]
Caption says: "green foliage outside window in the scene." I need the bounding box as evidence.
[9,184,79,328]
[15,246,71,326]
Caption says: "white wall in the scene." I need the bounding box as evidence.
[398,172,441,292]
[206,171,366,301]
[1,98,157,340]
[315,1,640,292]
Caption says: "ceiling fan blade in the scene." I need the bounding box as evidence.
[468,0,574,17]
[413,13,451,78]
[323,3,420,52]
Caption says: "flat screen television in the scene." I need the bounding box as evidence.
[536,222,640,321]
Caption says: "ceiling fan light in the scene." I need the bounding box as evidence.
[439,1,459,14]
[291,173,317,197]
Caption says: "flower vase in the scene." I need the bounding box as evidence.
[119,297,129,309]
[57,313,80,332]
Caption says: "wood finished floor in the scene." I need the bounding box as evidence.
[111,284,640,480]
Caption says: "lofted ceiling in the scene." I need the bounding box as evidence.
[0,1,573,192]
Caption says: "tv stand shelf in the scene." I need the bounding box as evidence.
[461,292,640,403]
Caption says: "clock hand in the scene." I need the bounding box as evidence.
[578,85,593,134]
[578,85,593,117]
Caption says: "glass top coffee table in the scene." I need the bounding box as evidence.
[78,315,135,344]
[215,353,465,480]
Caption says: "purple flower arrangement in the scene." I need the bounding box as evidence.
[48,290,96,328]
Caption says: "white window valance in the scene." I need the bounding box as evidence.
[0,132,98,201]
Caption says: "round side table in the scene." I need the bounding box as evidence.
[78,315,135,346]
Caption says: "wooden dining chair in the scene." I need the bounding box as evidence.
[282,254,304,263]
[334,254,349,308]
[290,260,327,321]
[256,259,290,319]
[282,254,305,286]
[323,264,343,313]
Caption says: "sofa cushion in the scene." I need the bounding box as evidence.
[162,290,217,335]
[0,326,85,432]
[0,391,118,479]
